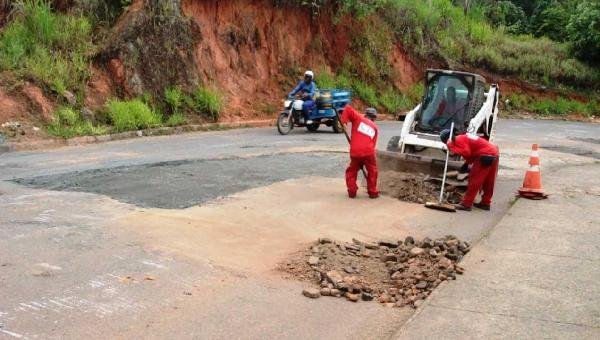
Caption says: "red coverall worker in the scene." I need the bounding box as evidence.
[340,105,379,198]
[447,133,499,209]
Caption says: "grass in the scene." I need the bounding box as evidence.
[165,112,187,126]
[0,0,95,94]
[106,99,163,132]
[192,86,223,121]
[506,93,599,116]
[47,107,108,138]
[381,0,600,90]
[164,86,184,114]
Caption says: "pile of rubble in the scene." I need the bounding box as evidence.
[281,235,470,308]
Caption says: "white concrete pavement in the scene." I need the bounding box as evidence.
[394,162,600,339]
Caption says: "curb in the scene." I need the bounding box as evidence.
[4,120,275,152]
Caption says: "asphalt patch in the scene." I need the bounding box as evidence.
[541,145,600,160]
[13,152,347,209]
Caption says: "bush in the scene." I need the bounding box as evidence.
[47,107,108,138]
[164,86,184,114]
[0,0,95,93]
[165,112,187,126]
[505,94,599,117]
[380,89,412,113]
[106,99,163,132]
[192,86,223,120]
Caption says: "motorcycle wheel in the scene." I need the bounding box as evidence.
[306,123,320,132]
[277,112,293,135]
[332,115,343,134]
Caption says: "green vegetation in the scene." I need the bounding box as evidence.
[192,86,224,121]
[106,99,163,132]
[315,68,422,113]
[506,94,599,117]
[47,107,108,138]
[0,0,95,94]
[164,86,185,115]
[165,112,187,126]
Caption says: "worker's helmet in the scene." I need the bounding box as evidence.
[440,129,452,144]
[304,70,314,79]
[365,107,377,119]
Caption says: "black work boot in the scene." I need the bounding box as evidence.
[473,202,491,211]
[454,203,472,211]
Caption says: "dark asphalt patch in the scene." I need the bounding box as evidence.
[13,153,347,209]
[568,137,600,145]
[541,145,600,160]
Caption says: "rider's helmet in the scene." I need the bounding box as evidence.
[365,107,377,120]
[304,70,314,80]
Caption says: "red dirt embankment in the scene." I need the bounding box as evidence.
[103,0,420,121]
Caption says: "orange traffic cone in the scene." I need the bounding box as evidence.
[518,144,548,199]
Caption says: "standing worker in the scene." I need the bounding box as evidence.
[440,130,499,211]
[340,105,379,199]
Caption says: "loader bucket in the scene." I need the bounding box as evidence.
[376,150,462,178]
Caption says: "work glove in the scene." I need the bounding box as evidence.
[459,162,470,174]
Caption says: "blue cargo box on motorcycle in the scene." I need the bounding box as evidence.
[277,88,352,135]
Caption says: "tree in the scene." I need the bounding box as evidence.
[567,1,600,64]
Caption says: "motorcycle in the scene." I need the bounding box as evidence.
[276,89,352,135]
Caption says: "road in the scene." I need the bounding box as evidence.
[0,119,599,339]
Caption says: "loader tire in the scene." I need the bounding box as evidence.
[387,136,401,152]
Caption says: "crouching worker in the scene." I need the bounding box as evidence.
[440,130,499,211]
[341,105,379,199]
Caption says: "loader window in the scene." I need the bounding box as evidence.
[419,75,471,132]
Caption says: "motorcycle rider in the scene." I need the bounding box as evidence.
[288,70,316,125]
[341,105,379,199]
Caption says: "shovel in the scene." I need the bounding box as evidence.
[425,122,456,212]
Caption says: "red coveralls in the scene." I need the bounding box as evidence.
[340,106,379,197]
[447,134,500,208]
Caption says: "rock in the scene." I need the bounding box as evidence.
[307,256,319,266]
[434,239,444,248]
[415,281,428,289]
[404,236,415,245]
[364,242,379,250]
[361,292,374,301]
[320,288,331,296]
[455,265,465,274]
[388,288,398,296]
[383,253,398,262]
[330,289,341,297]
[319,238,332,244]
[438,257,452,269]
[346,293,359,302]
[302,288,321,299]
[81,107,94,122]
[378,294,392,303]
[414,300,424,307]
[429,249,439,257]
[361,250,371,257]
[421,237,433,248]
[343,266,355,274]
[445,239,459,247]
[62,90,77,105]
[409,247,425,257]
[445,253,459,261]
[391,271,403,280]
[326,270,343,284]
[378,240,399,248]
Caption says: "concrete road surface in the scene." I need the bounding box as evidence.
[1,119,599,339]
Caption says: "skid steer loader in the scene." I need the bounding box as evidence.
[378,69,500,177]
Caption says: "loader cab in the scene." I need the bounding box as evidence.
[417,70,486,133]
